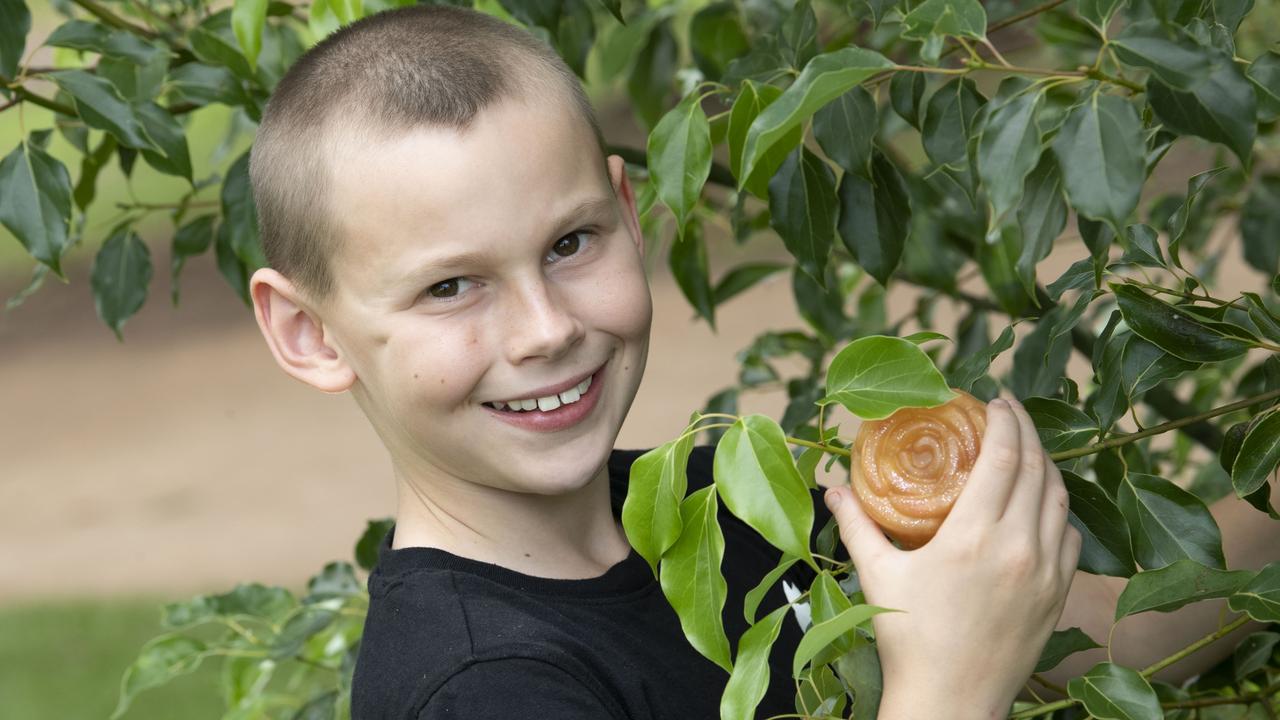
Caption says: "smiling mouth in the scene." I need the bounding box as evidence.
[481,363,605,413]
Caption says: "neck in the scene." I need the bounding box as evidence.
[389,460,632,579]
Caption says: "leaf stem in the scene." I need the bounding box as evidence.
[1048,388,1280,462]
[1139,613,1251,678]
[9,87,78,117]
[1160,678,1280,709]
[786,436,850,458]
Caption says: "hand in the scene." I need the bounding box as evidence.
[824,397,1082,719]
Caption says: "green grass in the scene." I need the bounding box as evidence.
[0,597,226,720]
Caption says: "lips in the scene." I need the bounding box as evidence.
[482,361,607,406]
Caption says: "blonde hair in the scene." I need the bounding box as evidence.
[250,5,606,304]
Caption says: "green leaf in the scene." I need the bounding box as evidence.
[834,641,882,718]
[739,46,893,185]
[0,0,30,82]
[792,605,895,677]
[622,434,695,573]
[1066,662,1162,720]
[166,63,248,108]
[947,325,1014,393]
[1036,627,1102,672]
[659,486,732,672]
[304,561,361,602]
[837,150,911,288]
[1247,51,1280,121]
[627,19,677,130]
[1052,93,1144,234]
[552,0,595,80]
[1063,470,1137,577]
[719,604,789,720]
[1115,559,1254,619]
[728,81,802,198]
[1233,631,1280,681]
[1117,472,1225,571]
[689,2,749,81]
[795,664,848,719]
[135,102,193,182]
[824,335,955,419]
[1116,223,1164,268]
[712,262,787,306]
[889,71,926,129]
[189,10,254,82]
[768,147,837,283]
[1015,151,1068,288]
[90,228,153,341]
[714,415,815,565]
[221,151,267,271]
[354,518,394,572]
[977,81,1044,226]
[1077,0,1126,30]
[171,215,216,305]
[1112,284,1253,362]
[1111,23,1221,91]
[50,70,156,150]
[1024,397,1097,453]
[921,77,986,168]
[1228,562,1280,622]
[900,0,987,41]
[1147,65,1257,168]
[1010,292,1091,398]
[648,91,712,234]
[1231,410,1280,497]
[111,634,207,720]
[1241,175,1280,276]
[593,0,624,24]
[668,220,716,328]
[743,556,798,624]
[808,572,856,665]
[813,86,877,176]
[0,136,72,276]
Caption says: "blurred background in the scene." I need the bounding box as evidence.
[2,1,1275,718]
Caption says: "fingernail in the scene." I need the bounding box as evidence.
[825,488,842,509]
[990,398,1007,409]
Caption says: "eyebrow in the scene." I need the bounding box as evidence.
[393,196,617,285]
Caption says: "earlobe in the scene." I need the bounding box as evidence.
[249,268,355,394]
[607,154,645,254]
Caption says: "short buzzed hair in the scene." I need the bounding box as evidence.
[250,5,607,305]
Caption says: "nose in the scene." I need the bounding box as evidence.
[502,274,585,364]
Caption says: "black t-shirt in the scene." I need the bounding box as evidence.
[350,445,833,719]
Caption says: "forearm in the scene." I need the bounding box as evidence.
[878,683,1011,720]
[1033,473,1280,695]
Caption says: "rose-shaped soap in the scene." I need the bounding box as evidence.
[849,389,987,549]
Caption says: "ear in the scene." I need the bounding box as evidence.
[607,154,644,254]
[250,268,355,394]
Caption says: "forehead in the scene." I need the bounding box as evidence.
[322,93,610,300]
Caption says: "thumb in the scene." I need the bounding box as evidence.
[824,486,892,569]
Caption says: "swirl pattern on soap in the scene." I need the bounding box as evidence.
[849,390,987,549]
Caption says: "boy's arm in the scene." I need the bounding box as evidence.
[1033,472,1280,695]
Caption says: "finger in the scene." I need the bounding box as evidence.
[1058,524,1083,585]
[825,486,893,570]
[999,398,1047,528]
[1039,454,1070,556]
[947,398,1022,527]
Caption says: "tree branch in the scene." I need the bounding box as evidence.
[71,0,160,40]
[11,87,78,117]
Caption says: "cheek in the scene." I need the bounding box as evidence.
[387,326,488,409]
[581,253,652,339]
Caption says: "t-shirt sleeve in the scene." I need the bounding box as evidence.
[417,658,623,719]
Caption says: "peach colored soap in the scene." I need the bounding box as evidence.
[849,389,987,549]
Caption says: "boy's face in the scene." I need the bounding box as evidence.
[314,92,652,498]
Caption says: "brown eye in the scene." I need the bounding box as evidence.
[426,278,474,299]
[551,232,581,258]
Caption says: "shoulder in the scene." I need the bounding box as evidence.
[417,656,627,719]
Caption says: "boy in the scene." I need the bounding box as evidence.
[247,5,1280,719]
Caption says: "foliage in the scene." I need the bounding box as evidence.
[4,0,1279,716]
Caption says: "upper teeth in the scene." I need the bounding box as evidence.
[487,376,592,412]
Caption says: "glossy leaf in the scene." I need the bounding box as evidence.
[792,605,894,677]
[1232,410,1280,497]
[922,77,986,168]
[900,0,986,41]
[835,641,882,718]
[947,325,1014,393]
[813,86,876,176]
[627,19,677,129]
[739,46,893,184]
[659,486,732,672]
[728,81,802,198]
[171,215,216,305]
[889,71,925,129]
[1117,471,1225,571]
[0,0,31,81]
[50,70,155,150]
[1241,175,1280,275]
[1036,627,1102,672]
[1233,631,1280,681]
[1228,562,1280,623]
[1077,0,1125,30]
[232,0,268,71]
[1112,284,1253,363]
[712,262,787,306]
[837,150,911,288]
[91,228,153,341]
[1114,559,1254,619]
[689,3,749,81]
[714,415,815,565]
[1064,470,1137,578]
[0,137,72,276]
[768,147,837,283]
[135,102,193,182]
[1024,397,1097,453]
[1015,151,1068,290]
[743,556,798,624]
[1147,65,1257,168]
[648,91,711,234]
[1111,23,1220,91]
[622,433,695,573]
[977,82,1044,226]
[110,634,208,720]
[720,604,789,720]
[1052,93,1144,234]
[1066,662,1162,720]
[1248,51,1280,121]
[1116,223,1164,268]
[823,335,955,419]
